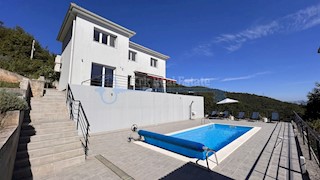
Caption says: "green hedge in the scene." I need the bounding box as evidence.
[0,90,28,113]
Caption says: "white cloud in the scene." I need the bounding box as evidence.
[191,43,214,57]
[215,4,320,52]
[221,71,271,82]
[215,21,279,51]
[189,3,320,55]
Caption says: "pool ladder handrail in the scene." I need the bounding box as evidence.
[197,147,218,170]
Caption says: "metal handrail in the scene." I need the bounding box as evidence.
[195,147,218,170]
[293,111,320,167]
[66,84,90,157]
[81,74,129,85]
[204,147,218,169]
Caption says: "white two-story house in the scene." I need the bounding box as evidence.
[55,3,204,133]
[56,3,175,92]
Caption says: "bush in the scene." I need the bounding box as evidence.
[0,90,28,113]
[0,81,20,88]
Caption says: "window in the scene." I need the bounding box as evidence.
[90,63,114,87]
[127,75,133,89]
[93,28,117,47]
[90,63,103,86]
[102,33,108,44]
[128,50,136,61]
[93,30,100,42]
[150,58,157,67]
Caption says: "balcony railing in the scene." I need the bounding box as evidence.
[81,74,167,92]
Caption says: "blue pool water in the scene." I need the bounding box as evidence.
[171,124,252,152]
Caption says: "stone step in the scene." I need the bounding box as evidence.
[29,111,68,117]
[31,97,66,101]
[17,141,82,159]
[44,89,65,94]
[22,121,75,129]
[30,102,67,107]
[29,113,69,120]
[29,105,68,111]
[19,130,78,144]
[20,125,75,136]
[18,136,80,151]
[32,96,66,100]
[32,98,66,102]
[23,117,72,124]
[13,155,84,179]
[14,148,84,169]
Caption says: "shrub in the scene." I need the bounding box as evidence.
[0,90,28,113]
[0,81,20,88]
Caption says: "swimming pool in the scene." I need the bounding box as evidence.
[170,124,252,153]
[135,123,260,169]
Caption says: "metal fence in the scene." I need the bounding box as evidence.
[293,111,320,167]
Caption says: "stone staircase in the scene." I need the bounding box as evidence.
[13,89,85,179]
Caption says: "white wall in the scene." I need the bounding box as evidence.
[70,84,204,133]
[127,47,166,78]
[58,35,72,90]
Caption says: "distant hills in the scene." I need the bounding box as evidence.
[290,100,307,106]
[167,85,305,120]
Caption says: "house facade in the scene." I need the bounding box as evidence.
[56,3,174,92]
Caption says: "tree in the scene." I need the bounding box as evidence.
[305,82,320,121]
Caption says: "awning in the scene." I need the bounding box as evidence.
[134,71,176,82]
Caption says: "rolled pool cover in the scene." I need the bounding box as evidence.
[138,130,210,160]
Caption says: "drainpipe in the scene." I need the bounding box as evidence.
[189,101,194,120]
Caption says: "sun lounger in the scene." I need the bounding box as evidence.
[250,112,260,120]
[209,111,218,119]
[222,111,229,118]
[237,112,245,119]
[271,112,279,121]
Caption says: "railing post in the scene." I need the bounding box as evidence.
[302,125,305,145]
[85,125,89,156]
[317,140,320,165]
[306,128,312,160]
[77,102,80,130]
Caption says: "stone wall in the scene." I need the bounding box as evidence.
[0,110,24,180]
[0,68,25,83]
[30,78,45,97]
[0,68,45,97]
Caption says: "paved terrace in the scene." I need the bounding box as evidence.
[42,119,302,180]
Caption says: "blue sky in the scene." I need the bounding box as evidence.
[1,0,320,101]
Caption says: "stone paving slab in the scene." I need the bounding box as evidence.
[41,119,303,179]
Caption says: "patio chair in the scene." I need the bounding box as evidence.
[209,111,218,119]
[271,112,279,121]
[222,111,229,118]
[237,112,245,119]
[250,112,260,120]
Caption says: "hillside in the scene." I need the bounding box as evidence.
[0,21,57,81]
[167,84,305,120]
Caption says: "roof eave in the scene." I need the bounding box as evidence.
[129,41,170,60]
[57,3,136,42]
